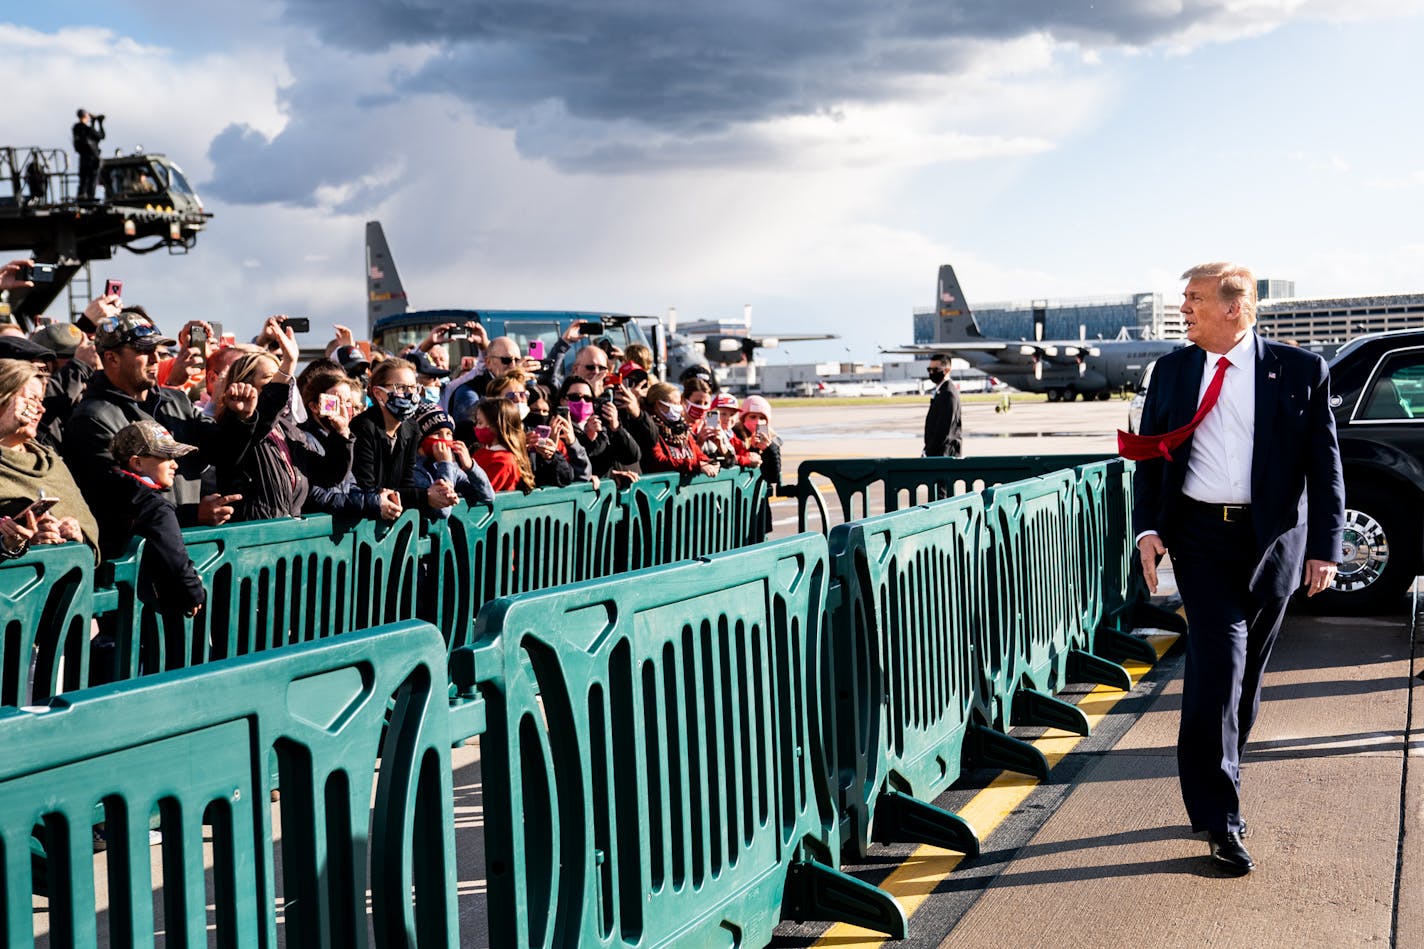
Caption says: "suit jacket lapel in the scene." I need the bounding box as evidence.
[1250,334,1279,502]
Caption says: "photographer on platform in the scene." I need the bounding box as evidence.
[72,109,105,201]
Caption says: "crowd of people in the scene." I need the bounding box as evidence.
[0,258,784,620]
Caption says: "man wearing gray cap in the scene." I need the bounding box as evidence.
[63,307,255,541]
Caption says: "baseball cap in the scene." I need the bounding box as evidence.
[408,349,451,379]
[0,334,56,362]
[711,392,740,412]
[30,323,86,356]
[94,312,176,354]
[414,406,455,441]
[110,420,197,460]
[618,361,649,386]
[334,345,371,375]
[740,394,772,421]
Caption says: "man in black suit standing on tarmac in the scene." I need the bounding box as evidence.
[923,354,962,457]
[1121,262,1344,875]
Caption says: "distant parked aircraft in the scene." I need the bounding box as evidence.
[883,265,1184,401]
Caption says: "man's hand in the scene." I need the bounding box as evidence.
[73,335,102,370]
[82,293,122,328]
[378,488,403,521]
[326,324,357,357]
[263,316,300,374]
[467,323,489,350]
[1302,559,1339,597]
[561,322,583,344]
[0,259,35,291]
[1137,533,1167,595]
[223,381,260,419]
[56,516,84,544]
[613,384,639,418]
[700,462,720,478]
[582,414,602,441]
[199,493,241,526]
[599,399,619,430]
[610,469,639,488]
[178,320,216,357]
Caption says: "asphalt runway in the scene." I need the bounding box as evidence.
[772,397,1126,471]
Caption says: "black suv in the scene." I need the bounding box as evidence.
[1318,329,1424,610]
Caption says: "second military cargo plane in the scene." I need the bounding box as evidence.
[884,265,1183,400]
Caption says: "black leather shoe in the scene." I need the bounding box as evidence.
[1238,819,1248,839]
[1208,831,1254,874]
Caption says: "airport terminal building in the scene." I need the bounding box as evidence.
[913,291,1182,346]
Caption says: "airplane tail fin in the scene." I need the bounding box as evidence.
[365,221,408,336]
[935,264,984,342]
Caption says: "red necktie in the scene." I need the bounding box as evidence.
[1118,355,1231,461]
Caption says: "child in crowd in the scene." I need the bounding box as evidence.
[411,407,495,516]
[107,420,205,617]
[469,398,535,493]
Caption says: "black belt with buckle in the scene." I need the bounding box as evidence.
[1182,496,1251,524]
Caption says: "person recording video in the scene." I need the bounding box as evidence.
[72,109,106,201]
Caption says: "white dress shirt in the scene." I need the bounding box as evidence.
[1182,331,1256,505]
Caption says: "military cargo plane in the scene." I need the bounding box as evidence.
[884,265,1184,401]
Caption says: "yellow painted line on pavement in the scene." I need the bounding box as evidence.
[810,631,1179,947]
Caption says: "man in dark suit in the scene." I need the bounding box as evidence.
[923,354,962,457]
[72,109,105,201]
[1130,262,1344,875]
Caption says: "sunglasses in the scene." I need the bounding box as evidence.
[489,355,518,365]
[579,363,608,373]
[564,393,593,402]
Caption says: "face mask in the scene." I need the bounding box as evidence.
[420,434,453,455]
[741,415,760,433]
[473,426,496,446]
[685,402,708,422]
[384,394,418,420]
[513,401,530,421]
[659,401,683,423]
[567,399,594,424]
[524,412,549,429]
[927,369,946,385]
[422,385,441,404]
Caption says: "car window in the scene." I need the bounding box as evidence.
[1358,352,1424,421]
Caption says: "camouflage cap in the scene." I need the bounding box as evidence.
[93,312,176,354]
[110,420,197,460]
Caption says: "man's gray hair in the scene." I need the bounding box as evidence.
[1181,262,1257,325]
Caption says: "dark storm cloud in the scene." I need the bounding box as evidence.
[204,0,1251,206]
[277,0,1206,131]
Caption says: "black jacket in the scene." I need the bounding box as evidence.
[72,120,103,161]
[350,406,422,511]
[38,359,94,451]
[216,381,309,522]
[924,380,963,457]
[64,373,253,535]
[1132,337,1346,598]
[102,467,205,614]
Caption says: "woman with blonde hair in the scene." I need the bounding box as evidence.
[0,358,97,557]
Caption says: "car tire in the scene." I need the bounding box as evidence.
[1309,487,1418,613]
[1046,389,1061,403]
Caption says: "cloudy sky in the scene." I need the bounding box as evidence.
[9,1,1424,360]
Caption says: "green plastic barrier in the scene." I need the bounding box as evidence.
[980,473,1094,743]
[1,620,476,948]
[826,494,988,859]
[0,541,96,706]
[621,467,769,571]
[348,509,425,631]
[797,454,1115,533]
[99,515,365,683]
[451,533,906,947]
[424,482,621,653]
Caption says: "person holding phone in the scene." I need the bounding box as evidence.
[0,359,98,556]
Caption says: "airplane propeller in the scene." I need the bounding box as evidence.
[1033,355,1043,381]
